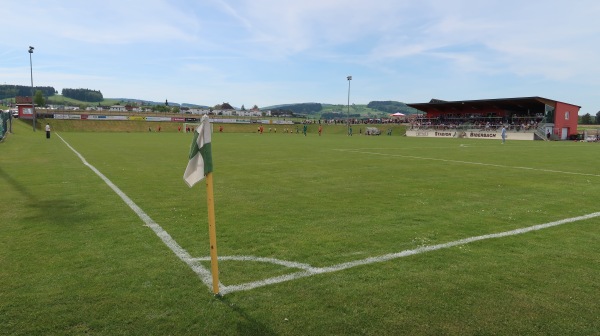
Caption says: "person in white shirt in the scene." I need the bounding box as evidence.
[45,123,51,139]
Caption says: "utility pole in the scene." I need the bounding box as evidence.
[29,46,36,131]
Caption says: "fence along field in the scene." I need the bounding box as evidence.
[2,119,600,334]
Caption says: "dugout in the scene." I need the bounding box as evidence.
[15,96,35,120]
[406,97,580,140]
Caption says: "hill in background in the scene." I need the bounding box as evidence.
[107,98,208,109]
[1,83,418,117]
[264,101,420,119]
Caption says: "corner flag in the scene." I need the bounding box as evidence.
[184,115,213,187]
[182,114,220,295]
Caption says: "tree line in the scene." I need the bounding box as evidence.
[0,85,56,100]
[61,88,104,102]
[579,112,600,125]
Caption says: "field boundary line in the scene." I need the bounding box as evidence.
[213,211,600,294]
[56,133,218,290]
[336,149,600,178]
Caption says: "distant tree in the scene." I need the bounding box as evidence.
[62,88,103,102]
[581,113,592,124]
[596,111,600,124]
[34,90,45,107]
[252,105,259,110]
[241,105,246,111]
[171,106,180,113]
[0,85,56,100]
[151,105,169,113]
[293,103,321,114]
[0,86,19,100]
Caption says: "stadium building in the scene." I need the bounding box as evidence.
[406,97,580,141]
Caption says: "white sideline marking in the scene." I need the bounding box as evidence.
[57,134,600,296]
[194,255,318,272]
[336,149,600,178]
[56,134,219,290]
[216,211,600,295]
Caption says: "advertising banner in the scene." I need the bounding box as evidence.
[87,115,128,120]
[145,116,172,122]
[406,130,534,141]
[54,114,81,120]
[212,118,252,124]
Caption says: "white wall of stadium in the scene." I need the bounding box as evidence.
[406,130,534,140]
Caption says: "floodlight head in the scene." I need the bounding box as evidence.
[347,76,352,81]
[28,46,34,53]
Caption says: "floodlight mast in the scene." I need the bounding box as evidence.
[347,75,352,134]
[28,46,35,131]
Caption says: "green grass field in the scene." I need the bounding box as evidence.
[1,119,600,335]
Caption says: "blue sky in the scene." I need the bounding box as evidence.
[2,0,599,114]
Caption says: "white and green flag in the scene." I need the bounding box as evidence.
[183,115,213,187]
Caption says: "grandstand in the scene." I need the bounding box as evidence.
[406,97,580,140]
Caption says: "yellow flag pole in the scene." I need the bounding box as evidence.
[205,172,220,295]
